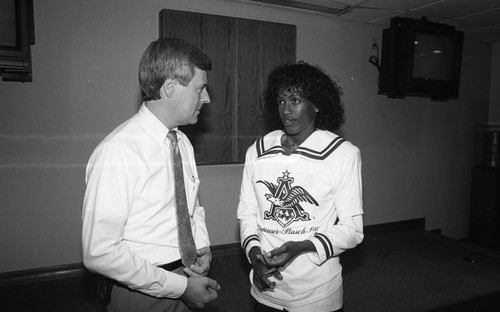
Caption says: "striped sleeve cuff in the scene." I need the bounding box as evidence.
[242,234,260,250]
[242,234,260,262]
[310,233,334,264]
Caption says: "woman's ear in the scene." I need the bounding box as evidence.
[161,79,177,98]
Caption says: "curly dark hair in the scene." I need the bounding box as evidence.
[263,61,345,132]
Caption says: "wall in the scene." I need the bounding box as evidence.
[489,43,500,123]
[0,0,491,273]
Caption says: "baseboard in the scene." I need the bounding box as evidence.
[0,218,426,287]
[429,228,442,234]
[211,242,242,257]
[0,262,86,287]
[364,217,425,233]
[0,246,244,288]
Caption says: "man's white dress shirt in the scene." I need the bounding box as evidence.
[82,104,210,298]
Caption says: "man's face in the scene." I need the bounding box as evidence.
[170,67,210,126]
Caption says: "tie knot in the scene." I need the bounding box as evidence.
[167,130,178,144]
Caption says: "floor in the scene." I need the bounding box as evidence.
[0,251,253,312]
[1,227,500,312]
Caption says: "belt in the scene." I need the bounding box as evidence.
[94,259,184,303]
[158,259,184,271]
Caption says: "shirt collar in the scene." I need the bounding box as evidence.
[264,130,331,150]
[137,103,178,137]
[257,130,344,160]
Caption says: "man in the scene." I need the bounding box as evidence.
[82,38,219,312]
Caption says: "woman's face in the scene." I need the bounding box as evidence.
[277,89,317,137]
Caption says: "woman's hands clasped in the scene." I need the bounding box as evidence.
[250,240,316,291]
[249,247,282,291]
[250,241,316,292]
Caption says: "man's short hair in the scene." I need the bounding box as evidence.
[139,38,212,101]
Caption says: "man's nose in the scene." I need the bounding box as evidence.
[201,88,210,104]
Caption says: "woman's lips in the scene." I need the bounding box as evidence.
[282,118,295,126]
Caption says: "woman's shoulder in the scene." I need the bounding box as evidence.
[313,130,360,157]
[253,130,283,148]
[262,129,283,140]
[244,130,283,159]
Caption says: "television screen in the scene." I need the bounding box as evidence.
[378,17,464,100]
[412,31,456,81]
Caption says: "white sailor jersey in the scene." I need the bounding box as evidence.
[237,129,364,309]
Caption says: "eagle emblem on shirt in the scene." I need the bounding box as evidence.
[257,170,318,227]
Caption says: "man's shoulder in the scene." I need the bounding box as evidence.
[103,114,146,143]
[93,115,152,156]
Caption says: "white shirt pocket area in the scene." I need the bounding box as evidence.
[186,176,200,213]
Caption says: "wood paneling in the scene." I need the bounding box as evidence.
[159,9,296,164]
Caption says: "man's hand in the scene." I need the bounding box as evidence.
[249,247,282,292]
[180,276,220,309]
[184,246,211,277]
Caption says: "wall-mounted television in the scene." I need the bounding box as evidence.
[0,0,34,82]
[378,17,464,100]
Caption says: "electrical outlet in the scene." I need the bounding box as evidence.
[372,38,377,48]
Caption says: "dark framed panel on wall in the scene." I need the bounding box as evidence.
[0,0,35,82]
[159,9,296,165]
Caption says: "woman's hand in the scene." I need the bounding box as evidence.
[263,240,316,268]
[249,247,282,291]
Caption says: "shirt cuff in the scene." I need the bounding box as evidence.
[244,241,261,264]
[159,271,188,299]
[307,238,327,264]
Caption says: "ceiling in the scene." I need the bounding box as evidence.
[233,0,500,43]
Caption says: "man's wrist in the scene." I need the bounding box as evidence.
[159,271,188,299]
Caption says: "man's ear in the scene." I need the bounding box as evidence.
[162,79,177,98]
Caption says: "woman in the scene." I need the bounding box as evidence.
[237,61,364,312]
